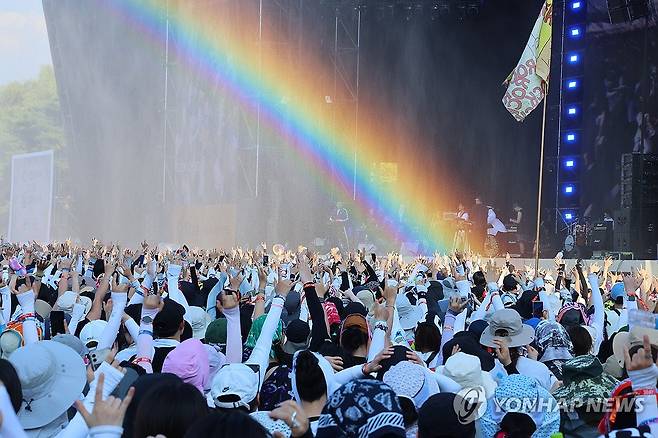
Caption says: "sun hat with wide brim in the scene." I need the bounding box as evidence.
[479,308,535,348]
[9,340,86,429]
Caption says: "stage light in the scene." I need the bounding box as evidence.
[571,1,582,10]
[568,53,579,63]
[569,26,582,38]
[565,159,575,168]
[564,212,573,220]
[567,80,578,89]
[567,106,577,116]
[564,185,574,194]
[566,133,576,142]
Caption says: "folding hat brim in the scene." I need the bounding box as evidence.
[17,341,86,429]
[480,324,535,348]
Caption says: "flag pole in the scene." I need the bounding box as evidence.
[534,96,548,273]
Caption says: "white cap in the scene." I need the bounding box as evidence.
[79,320,107,348]
[211,363,259,409]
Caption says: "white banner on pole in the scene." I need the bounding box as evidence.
[7,150,54,243]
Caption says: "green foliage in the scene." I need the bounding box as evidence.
[0,65,65,231]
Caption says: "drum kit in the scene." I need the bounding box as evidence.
[563,221,590,254]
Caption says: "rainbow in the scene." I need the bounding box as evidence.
[103,0,467,253]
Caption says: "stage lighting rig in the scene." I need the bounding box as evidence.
[430,1,452,20]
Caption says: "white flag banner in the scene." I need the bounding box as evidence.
[8,150,54,243]
[502,1,553,122]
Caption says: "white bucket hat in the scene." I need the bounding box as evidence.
[439,352,497,404]
[383,360,437,409]
[9,340,86,429]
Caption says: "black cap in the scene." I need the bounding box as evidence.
[153,298,185,338]
[502,274,518,291]
[286,319,310,343]
[343,301,367,317]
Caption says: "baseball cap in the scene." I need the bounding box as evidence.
[211,363,260,409]
[205,318,228,345]
[282,319,310,354]
[153,298,185,338]
[79,319,107,349]
[340,313,369,343]
[502,274,519,291]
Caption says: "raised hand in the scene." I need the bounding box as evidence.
[624,335,656,372]
[228,272,244,291]
[220,289,240,310]
[75,374,134,428]
[493,339,512,366]
[274,278,293,298]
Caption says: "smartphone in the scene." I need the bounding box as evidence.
[370,253,376,263]
[262,255,269,266]
[89,348,112,371]
[110,367,139,399]
[532,301,544,318]
[559,263,565,272]
[50,310,66,336]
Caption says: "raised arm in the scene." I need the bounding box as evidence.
[220,273,244,364]
[97,277,129,350]
[587,269,605,355]
[166,262,189,311]
[88,260,114,321]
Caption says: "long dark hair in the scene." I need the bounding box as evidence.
[184,411,268,438]
[295,350,327,402]
[0,359,22,412]
[134,381,209,438]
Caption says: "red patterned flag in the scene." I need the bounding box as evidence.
[502,0,553,122]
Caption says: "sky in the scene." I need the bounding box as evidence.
[0,0,52,85]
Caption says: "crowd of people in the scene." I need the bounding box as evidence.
[0,239,658,438]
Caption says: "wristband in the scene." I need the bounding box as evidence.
[373,321,388,332]
[362,362,371,375]
[303,282,315,289]
[133,356,152,364]
[18,312,36,321]
[138,329,154,337]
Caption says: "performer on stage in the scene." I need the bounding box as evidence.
[329,201,350,250]
[452,202,470,253]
